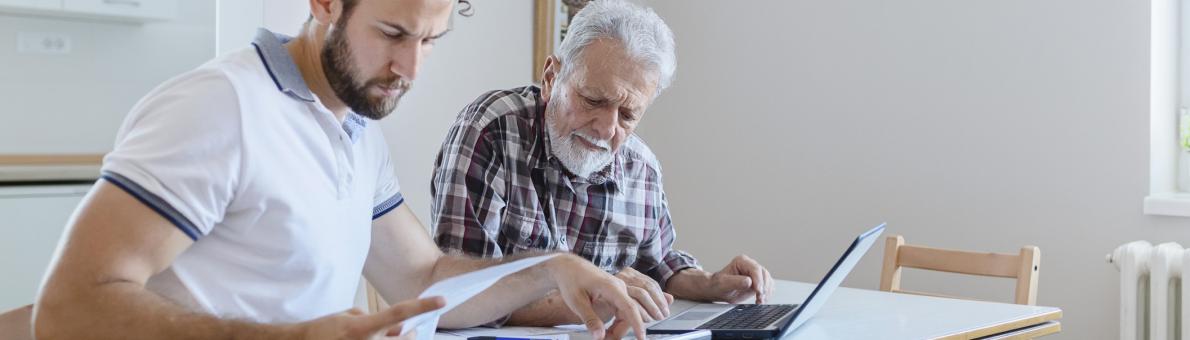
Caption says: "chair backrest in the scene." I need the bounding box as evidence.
[879,235,1040,305]
[0,304,33,340]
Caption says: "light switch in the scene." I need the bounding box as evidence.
[17,32,72,55]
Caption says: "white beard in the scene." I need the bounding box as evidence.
[546,112,614,179]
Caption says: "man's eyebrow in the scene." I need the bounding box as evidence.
[577,87,605,99]
[377,21,411,35]
[378,21,451,40]
[428,29,451,40]
[623,101,644,112]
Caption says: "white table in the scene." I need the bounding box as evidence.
[728,280,1060,339]
[437,280,1062,340]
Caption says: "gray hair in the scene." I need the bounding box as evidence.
[556,0,676,95]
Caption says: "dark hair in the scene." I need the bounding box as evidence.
[456,0,473,17]
[336,0,473,19]
[304,0,473,22]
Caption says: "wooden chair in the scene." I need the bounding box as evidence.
[880,235,1054,339]
[365,280,388,313]
[880,235,1040,305]
[0,304,33,340]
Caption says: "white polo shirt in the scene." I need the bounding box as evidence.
[100,28,404,323]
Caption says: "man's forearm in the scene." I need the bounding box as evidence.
[664,269,714,302]
[35,280,295,340]
[506,291,587,326]
[434,252,572,328]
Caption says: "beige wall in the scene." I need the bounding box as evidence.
[630,1,1179,339]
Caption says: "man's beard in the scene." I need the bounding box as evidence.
[545,101,615,179]
[321,25,410,120]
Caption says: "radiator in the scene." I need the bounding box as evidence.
[1107,241,1190,340]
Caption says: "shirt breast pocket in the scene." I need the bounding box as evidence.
[499,208,552,253]
[577,219,642,272]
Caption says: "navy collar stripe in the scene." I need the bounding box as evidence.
[251,28,316,103]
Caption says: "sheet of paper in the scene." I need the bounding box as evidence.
[552,324,592,332]
[440,326,573,339]
[399,254,559,340]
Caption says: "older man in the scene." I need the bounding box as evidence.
[431,0,774,326]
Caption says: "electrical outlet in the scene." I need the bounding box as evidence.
[17,32,72,55]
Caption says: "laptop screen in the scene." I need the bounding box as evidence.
[778,223,886,338]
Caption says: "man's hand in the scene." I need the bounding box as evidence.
[706,255,773,304]
[548,255,647,340]
[296,296,445,340]
[613,267,672,322]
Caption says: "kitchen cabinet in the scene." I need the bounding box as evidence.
[0,0,176,22]
[0,0,59,10]
[0,183,90,311]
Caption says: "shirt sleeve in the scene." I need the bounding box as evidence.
[635,177,701,289]
[430,115,510,259]
[372,136,404,220]
[100,68,242,240]
[430,108,517,328]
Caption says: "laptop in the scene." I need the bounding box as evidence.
[647,223,886,339]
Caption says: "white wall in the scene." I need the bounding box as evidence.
[218,0,308,55]
[0,1,214,154]
[630,0,1175,339]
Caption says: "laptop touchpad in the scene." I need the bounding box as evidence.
[676,311,719,321]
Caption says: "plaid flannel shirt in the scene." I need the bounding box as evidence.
[431,85,701,289]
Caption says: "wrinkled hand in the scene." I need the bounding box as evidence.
[549,254,647,340]
[707,255,774,304]
[613,267,673,322]
[295,296,445,340]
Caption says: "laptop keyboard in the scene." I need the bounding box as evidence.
[696,304,799,330]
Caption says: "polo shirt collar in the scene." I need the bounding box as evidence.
[251,28,316,103]
[251,28,369,143]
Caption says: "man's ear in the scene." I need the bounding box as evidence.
[541,55,561,103]
[308,0,343,27]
